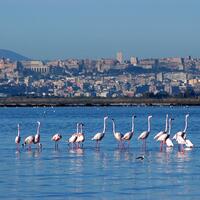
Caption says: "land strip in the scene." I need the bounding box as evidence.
[0,97,200,107]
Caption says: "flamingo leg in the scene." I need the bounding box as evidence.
[181,144,184,154]
[160,142,163,152]
[144,139,147,151]
[121,140,125,148]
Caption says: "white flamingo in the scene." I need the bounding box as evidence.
[156,117,173,150]
[112,119,124,147]
[91,116,108,147]
[34,121,42,149]
[51,133,62,149]
[68,123,79,148]
[23,135,35,150]
[15,124,21,150]
[75,123,85,148]
[154,114,168,140]
[138,115,152,148]
[173,114,193,150]
[172,114,189,140]
[164,118,174,148]
[122,115,136,146]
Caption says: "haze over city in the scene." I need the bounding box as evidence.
[0,0,200,60]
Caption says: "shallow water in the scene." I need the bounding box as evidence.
[0,106,199,199]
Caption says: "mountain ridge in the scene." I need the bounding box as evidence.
[0,49,30,61]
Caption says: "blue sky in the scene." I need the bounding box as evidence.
[0,0,199,59]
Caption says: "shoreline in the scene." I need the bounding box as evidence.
[0,97,200,107]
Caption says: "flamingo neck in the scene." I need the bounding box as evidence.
[37,124,40,135]
[76,123,79,133]
[131,116,134,132]
[147,117,151,132]
[103,118,107,133]
[18,126,20,136]
[164,115,168,132]
[80,124,83,134]
[168,119,172,135]
[112,121,116,134]
[183,116,188,133]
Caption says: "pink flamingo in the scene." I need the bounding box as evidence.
[138,115,152,149]
[34,121,42,149]
[91,116,108,148]
[68,123,79,148]
[75,123,85,148]
[51,133,62,149]
[112,119,124,148]
[15,124,21,150]
[23,135,35,150]
[122,115,136,147]
[156,118,174,151]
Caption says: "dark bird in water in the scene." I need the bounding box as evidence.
[136,155,145,160]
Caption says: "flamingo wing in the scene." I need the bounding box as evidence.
[138,131,148,140]
[68,133,78,143]
[51,133,62,141]
[122,131,133,140]
[166,138,174,147]
[76,134,85,143]
[92,132,104,141]
[157,133,168,142]
[176,135,186,144]
[25,135,34,144]
[185,139,193,148]
[172,131,183,140]
[154,131,164,140]
[114,132,123,141]
[15,136,21,144]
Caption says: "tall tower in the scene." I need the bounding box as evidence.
[116,52,123,64]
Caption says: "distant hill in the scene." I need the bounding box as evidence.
[0,49,30,61]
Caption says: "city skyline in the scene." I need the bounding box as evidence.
[0,0,200,59]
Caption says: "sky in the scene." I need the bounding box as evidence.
[0,0,200,60]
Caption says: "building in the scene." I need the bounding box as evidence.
[116,52,123,64]
[130,57,138,65]
[22,61,49,74]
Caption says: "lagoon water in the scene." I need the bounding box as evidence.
[0,106,200,199]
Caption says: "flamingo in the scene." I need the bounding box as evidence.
[112,119,124,147]
[15,124,21,150]
[122,115,136,146]
[75,123,85,148]
[157,118,174,150]
[154,114,168,140]
[172,114,189,140]
[156,117,173,150]
[91,116,108,147]
[34,121,42,149]
[173,114,193,150]
[138,115,152,149]
[165,118,174,148]
[23,135,35,150]
[51,133,62,149]
[68,123,79,148]
[176,135,186,153]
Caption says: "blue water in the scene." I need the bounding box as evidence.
[0,106,200,199]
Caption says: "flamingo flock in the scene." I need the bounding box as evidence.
[15,114,194,153]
